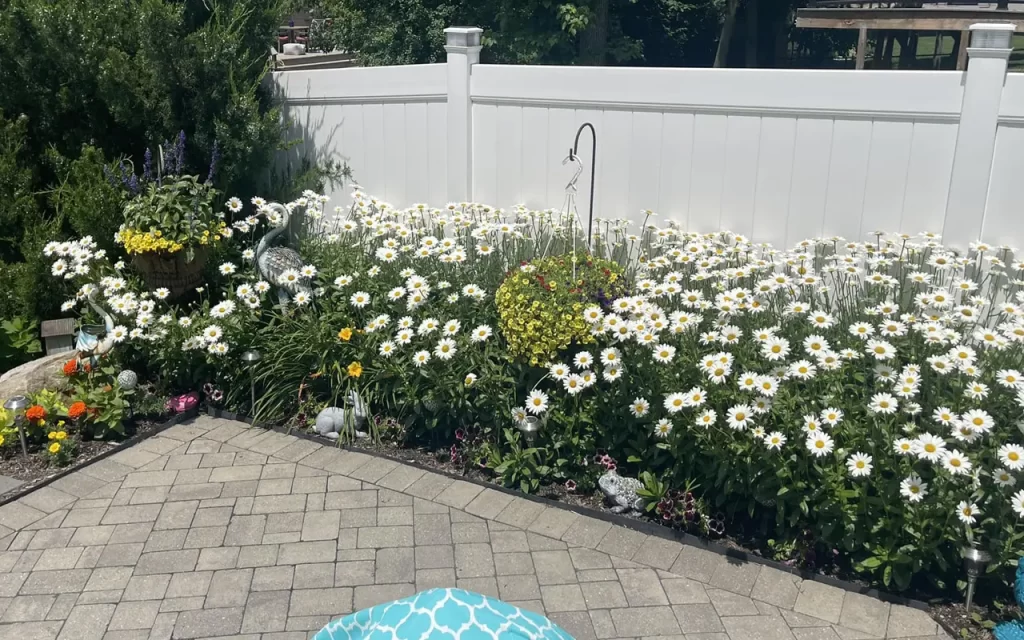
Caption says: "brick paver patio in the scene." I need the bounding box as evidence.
[0,416,950,640]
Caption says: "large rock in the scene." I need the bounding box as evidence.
[0,352,71,403]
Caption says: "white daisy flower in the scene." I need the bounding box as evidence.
[434,338,457,360]
[900,475,928,503]
[526,390,549,415]
[629,397,650,418]
[942,449,972,475]
[573,351,594,370]
[1012,490,1024,518]
[956,501,980,525]
[806,432,835,457]
[726,405,753,431]
[765,431,786,451]
[999,443,1024,470]
[350,291,371,308]
[846,452,873,477]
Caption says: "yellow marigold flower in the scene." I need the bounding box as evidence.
[48,442,61,454]
[338,328,353,341]
[347,361,363,378]
[47,431,56,440]
[56,431,67,441]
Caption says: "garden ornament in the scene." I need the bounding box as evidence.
[166,391,199,414]
[314,391,368,440]
[994,560,1024,639]
[598,470,645,515]
[256,202,311,306]
[75,289,117,365]
[117,370,138,391]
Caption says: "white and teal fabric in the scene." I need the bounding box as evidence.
[312,588,574,640]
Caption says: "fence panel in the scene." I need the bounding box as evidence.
[271,27,1019,250]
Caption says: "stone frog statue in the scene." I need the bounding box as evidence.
[994,560,1024,639]
[598,470,645,515]
[314,390,369,440]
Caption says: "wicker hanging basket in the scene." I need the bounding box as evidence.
[132,247,209,299]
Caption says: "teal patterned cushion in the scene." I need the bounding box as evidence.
[312,588,574,640]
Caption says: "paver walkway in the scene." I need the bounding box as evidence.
[0,416,949,640]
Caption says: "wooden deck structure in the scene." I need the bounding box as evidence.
[795,2,1024,69]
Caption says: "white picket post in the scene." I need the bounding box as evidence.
[942,23,1015,246]
[444,27,482,204]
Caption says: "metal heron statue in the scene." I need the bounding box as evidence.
[256,202,312,305]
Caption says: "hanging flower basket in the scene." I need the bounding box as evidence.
[132,247,209,299]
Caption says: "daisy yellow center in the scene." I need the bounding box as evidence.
[736,413,746,420]
[856,461,865,468]
[771,346,781,353]
[950,459,961,467]
[1010,452,1020,461]
[815,441,825,449]
[910,486,919,493]
[692,394,702,401]
[925,444,936,453]
[874,346,885,354]
[972,417,983,426]
[673,399,682,407]
[799,367,808,374]
[714,368,725,376]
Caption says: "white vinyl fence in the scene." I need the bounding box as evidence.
[272,24,1024,250]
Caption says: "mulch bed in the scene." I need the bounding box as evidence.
[0,417,167,503]
[933,602,1015,640]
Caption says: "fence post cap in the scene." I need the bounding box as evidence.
[967,23,1015,52]
[968,23,1016,32]
[444,27,483,49]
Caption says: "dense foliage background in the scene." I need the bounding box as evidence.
[308,0,808,67]
[0,0,289,328]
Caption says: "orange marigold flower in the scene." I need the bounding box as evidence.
[63,360,78,376]
[25,405,46,422]
[68,402,87,420]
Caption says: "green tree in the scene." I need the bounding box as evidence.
[0,0,291,322]
[312,0,724,66]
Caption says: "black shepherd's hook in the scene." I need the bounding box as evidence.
[568,123,596,247]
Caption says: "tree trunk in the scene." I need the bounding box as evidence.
[714,0,741,68]
[579,0,610,66]
[745,0,759,67]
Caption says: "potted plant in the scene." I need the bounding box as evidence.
[110,133,228,298]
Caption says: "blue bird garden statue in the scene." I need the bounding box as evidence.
[994,561,1024,640]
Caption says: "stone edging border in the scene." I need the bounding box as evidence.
[0,408,199,510]
[206,407,937,614]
